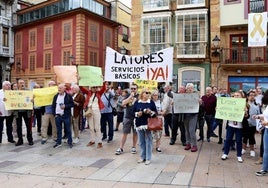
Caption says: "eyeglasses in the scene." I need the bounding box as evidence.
[92,87,97,89]
[145,92,151,94]
[131,88,137,90]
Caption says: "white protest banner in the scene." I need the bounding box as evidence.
[105,47,173,82]
[248,12,267,47]
[173,93,200,113]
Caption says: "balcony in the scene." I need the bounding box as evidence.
[0,16,10,26]
[0,46,10,57]
[220,47,268,70]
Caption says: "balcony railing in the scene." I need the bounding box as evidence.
[221,47,268,64]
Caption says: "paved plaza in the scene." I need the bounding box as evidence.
[0,125,267,188]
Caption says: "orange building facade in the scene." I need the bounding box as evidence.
[13,0,120,87]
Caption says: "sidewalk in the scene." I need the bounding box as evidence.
[0,126,267,188]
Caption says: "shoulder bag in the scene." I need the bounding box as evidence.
[147,117,163,131]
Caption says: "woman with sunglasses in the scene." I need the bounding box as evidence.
[80,83,106,148]
[133,88,157,165]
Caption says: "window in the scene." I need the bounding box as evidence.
[228,76,268,92]
[62,21,72,45]
[15,33,22,52]
[89,22,98,43]
[143,0,169,11]
[122,26,129,42]
[2,27,9,47]
[177,0,205,8]
[44,52,52,70]
[63,50,71,65]
[104,28,112,47]
[89,51,98,66]
[29,54,36,71]
[142,14,171,53]
[249,0,266,13]
[44,25,53,48]
[176,10,208,58]
[29,29,37,51]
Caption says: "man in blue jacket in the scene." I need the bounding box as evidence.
[52,83,74,148]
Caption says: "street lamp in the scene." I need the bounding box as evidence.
[120,46,127,55]
[212,35,221,57]
[69,55,76,65]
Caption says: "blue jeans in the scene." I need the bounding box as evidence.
[262,128,268,171]
[100,113,114,140]
[55,115,72,145]
[223,126,242,157]
[137,129,153,161]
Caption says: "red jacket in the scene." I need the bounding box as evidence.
[80,83,106,110]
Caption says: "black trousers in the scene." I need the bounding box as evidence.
[0,115,14,143]
[16,111,33,143]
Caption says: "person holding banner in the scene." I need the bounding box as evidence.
[15,79,34,146]
[80,82,106,148]
[184,83,201,152]
[133,88,157,165]
[221,91,248,163]
[0,81,15,144]
[41,80,57,144]
[52,84,74,148]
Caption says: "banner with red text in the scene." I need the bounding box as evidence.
[104,47,173,82]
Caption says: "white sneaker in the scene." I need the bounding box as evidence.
[237,156,243,163]
[131,147,137,154]
[250,150,256,157]
[242,149,246,155]
[73,138,79,144]
[221,154,228,160]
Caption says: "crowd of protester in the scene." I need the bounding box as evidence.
[0,79,267,175]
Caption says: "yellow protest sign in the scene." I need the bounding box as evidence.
[134,79,158,93]
[33,86,58,107]
[215,97,246,122]
[4,90,33,110]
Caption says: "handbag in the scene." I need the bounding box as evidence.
[84,107,93,117]
[147,117,163,131]
[84,94,96,117]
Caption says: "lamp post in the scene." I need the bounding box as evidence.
[212,35,221,57]
[69,55,76,65]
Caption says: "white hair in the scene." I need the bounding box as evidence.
[2,81,11,87]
